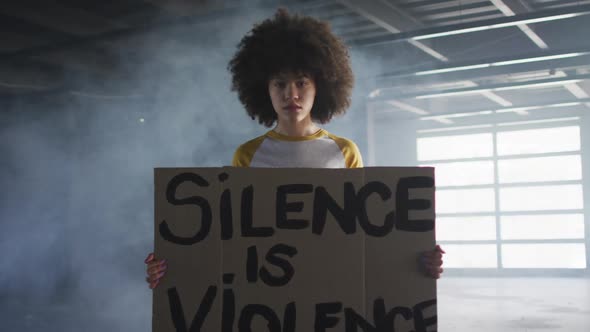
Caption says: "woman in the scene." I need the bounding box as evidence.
[146,9,444,289]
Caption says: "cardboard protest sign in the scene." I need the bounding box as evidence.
[153,167,436,332]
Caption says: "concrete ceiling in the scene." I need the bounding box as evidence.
[1,0,589,122]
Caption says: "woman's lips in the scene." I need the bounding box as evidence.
[284,105,302,111]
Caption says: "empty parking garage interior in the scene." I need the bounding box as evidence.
[1,0,589,331]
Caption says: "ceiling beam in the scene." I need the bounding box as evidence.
[377,58,590,93]
[379,45,590,79]
[0,0,127,36]
[0,61,63,92]
[335,0,547,108]
[489,0,548,49]
[564,82,590,99]
[0,4,244,62]
[335,0,421,33]
[351,4,590,46]
[0,1,274,95]
[142,0,232,16]
[480,90,513,106]
[0,30,57,53]
[491,0,532,13]
[370,73,590,102]
[33,47,125,75]
[376,98,590,120]
[421,4,499,21]
[335,0,449,61]
[386,100,429,115]
[0,0,136,75]
[143,0,307,16]
[418,99,587,123]
[490,1,589,109]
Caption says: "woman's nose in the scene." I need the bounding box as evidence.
[285,83,299,100]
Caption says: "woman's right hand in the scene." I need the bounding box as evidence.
[145,253,167,289]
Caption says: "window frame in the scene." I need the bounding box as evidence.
[415,117,588,276]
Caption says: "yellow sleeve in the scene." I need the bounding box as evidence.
[232,135,266,167]
[328,134,364,168]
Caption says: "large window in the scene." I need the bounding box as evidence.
[418,120,586,270]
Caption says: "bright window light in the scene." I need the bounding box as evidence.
[417,133,493,160]
[502,243,586,268]
[437,216,496,241]
[499,184,584,211]
[498,155,582,183]
[442,244,498,268]
[501,214,585,240]
[437,188,496,214]
[496,126,580,155]
[413,120,585,270]
[424,160,495,186]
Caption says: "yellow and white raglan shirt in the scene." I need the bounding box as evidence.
[232,129,363,168]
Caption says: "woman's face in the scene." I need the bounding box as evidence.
[268,71,316,125]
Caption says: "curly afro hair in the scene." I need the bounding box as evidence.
[228,8,354,127]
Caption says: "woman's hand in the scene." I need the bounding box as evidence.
[145,253,167,289]
[420,245,445,279]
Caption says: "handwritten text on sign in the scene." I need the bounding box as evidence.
[153,167,437,332]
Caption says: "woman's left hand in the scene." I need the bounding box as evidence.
[420,245,445,279]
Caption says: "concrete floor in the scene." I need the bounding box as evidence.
[437,277,590,331]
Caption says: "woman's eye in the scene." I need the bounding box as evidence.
[275,82,286,88]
